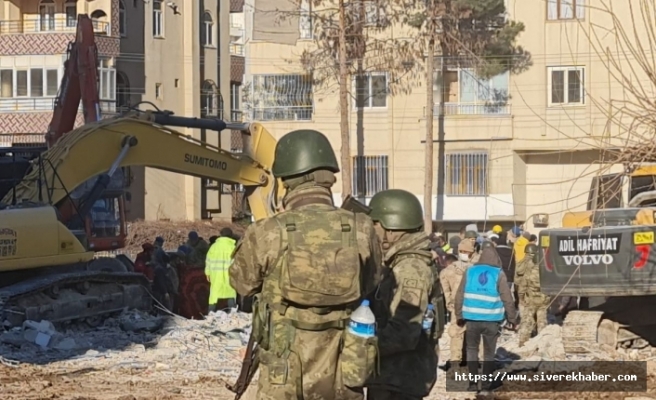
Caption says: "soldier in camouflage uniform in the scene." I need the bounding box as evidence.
[514,243,534,316]
[516,243,550,346]
[366,189,445,400]
[439,239,474,370]
[228,129,383,400]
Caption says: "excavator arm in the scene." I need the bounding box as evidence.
[3,111,281,221]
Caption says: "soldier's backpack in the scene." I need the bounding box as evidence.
[275,209,362,308]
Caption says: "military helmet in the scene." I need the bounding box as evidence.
[369,189,423,230]
[481,240,495,250]
[271,129,339,178]
[464,230,478,239]
[525,243,539,255]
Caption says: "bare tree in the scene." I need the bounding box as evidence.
[407,0,531,233]
[297,0,421,200]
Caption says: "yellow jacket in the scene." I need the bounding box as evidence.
[514,236,529,263]
[205,237,237,304]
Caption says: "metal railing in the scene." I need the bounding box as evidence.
[435,102,511,116]
[230,43,244,55]
[0,133,45,146]
[231,110,243,122]
[0,97,116,113]
[0,17,110,35]
[352,155,389,198]
[444,152,488,196]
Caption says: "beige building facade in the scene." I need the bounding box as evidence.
[0,0,246,221]
[243,0,643,231]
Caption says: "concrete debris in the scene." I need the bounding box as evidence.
[1,312,655,399]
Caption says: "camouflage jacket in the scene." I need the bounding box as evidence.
[229,187,383,399]
[514,257,531,296]
[439,260,470,312]
[523,261,550,305]
[367,232,441,397]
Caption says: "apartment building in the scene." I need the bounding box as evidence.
[0,0,246,221]
[243,0,633,230]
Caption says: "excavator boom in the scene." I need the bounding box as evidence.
[46,15,100,148]
[3,111,280,221]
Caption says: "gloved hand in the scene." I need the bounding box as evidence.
[456,319,466,327]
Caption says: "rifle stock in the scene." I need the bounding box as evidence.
[227,331,260,400]
[341,195,371,215]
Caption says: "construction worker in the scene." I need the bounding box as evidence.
[439,239,474,371]
[134,243,155,280]
[186,231,210,267]
[492,225,503,235]
[516,243,550,346]
[206,228,238,312]
[513,228,531,263]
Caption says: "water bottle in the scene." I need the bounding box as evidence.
[348,299,376,338]
[422,304,435,333]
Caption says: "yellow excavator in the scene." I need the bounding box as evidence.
[0,110,282,327]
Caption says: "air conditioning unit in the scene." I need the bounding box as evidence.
[532,213,549,227]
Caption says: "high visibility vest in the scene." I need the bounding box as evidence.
[462,265,505,322]
[205,237,237,304]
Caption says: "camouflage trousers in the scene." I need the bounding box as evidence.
[368,388,422,400]
[518,302,549,346]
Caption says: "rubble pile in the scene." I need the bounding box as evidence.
[124,220,246,253]
[0,310,255,399]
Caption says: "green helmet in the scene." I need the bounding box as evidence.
[525,243,539,255]
[369,189,423,230]
[271,130,339,178]
[481,240,495,250]
[465,230,478,239]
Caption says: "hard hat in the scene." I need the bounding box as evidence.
[492,225,503,234]
[465,230,478,239]
[369,189,423,230]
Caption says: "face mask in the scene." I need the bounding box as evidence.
[459,253,470,262]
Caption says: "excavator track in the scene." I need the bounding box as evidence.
[0,270,153,328]
[561,310,604,354]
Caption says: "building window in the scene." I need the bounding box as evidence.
[155,83,162,99]
[99,59,116,101]
[16,70,28,97]
[438,69,510,115]
[0,70,12,98]
[230,83,241,120]
[252,74,313,121]
[299,0,312,39]
[352,155,389,198]
[354,72,387,109]
[153,0,163,37]
[38,0,55,32]
[202,12,214,46]
[119,0,127,36]
[548,66,584,106]
[201,80,219,116]
[445,152,488,196]
[547,0,584,20]
[30,69,44,97]
[46,69,58,96]
[65,1,77,28]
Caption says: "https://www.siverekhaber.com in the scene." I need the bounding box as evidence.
[445,361,648,392]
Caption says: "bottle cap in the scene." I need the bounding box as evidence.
[361,299,370,307]
[428,304,434,310]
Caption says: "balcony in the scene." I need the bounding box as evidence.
[433,102,511,116]
[230,43,244,56]
[0,17,110,36]
[0,97,117,113]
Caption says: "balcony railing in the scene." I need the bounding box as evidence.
[231,110,243,122]
[230,43,244,56]
[0,97,116,113]
[0,133,45,146]
[0,17,110,35]
[434,102,511,116]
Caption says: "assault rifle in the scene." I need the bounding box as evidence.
[341,194,371,214]
[226,331,260,399]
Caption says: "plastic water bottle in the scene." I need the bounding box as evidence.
[423,304,435,333]
[348,299,376,338]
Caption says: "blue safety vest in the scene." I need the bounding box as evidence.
[462,265,505,322]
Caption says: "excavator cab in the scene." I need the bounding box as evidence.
[85,192,127,251]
